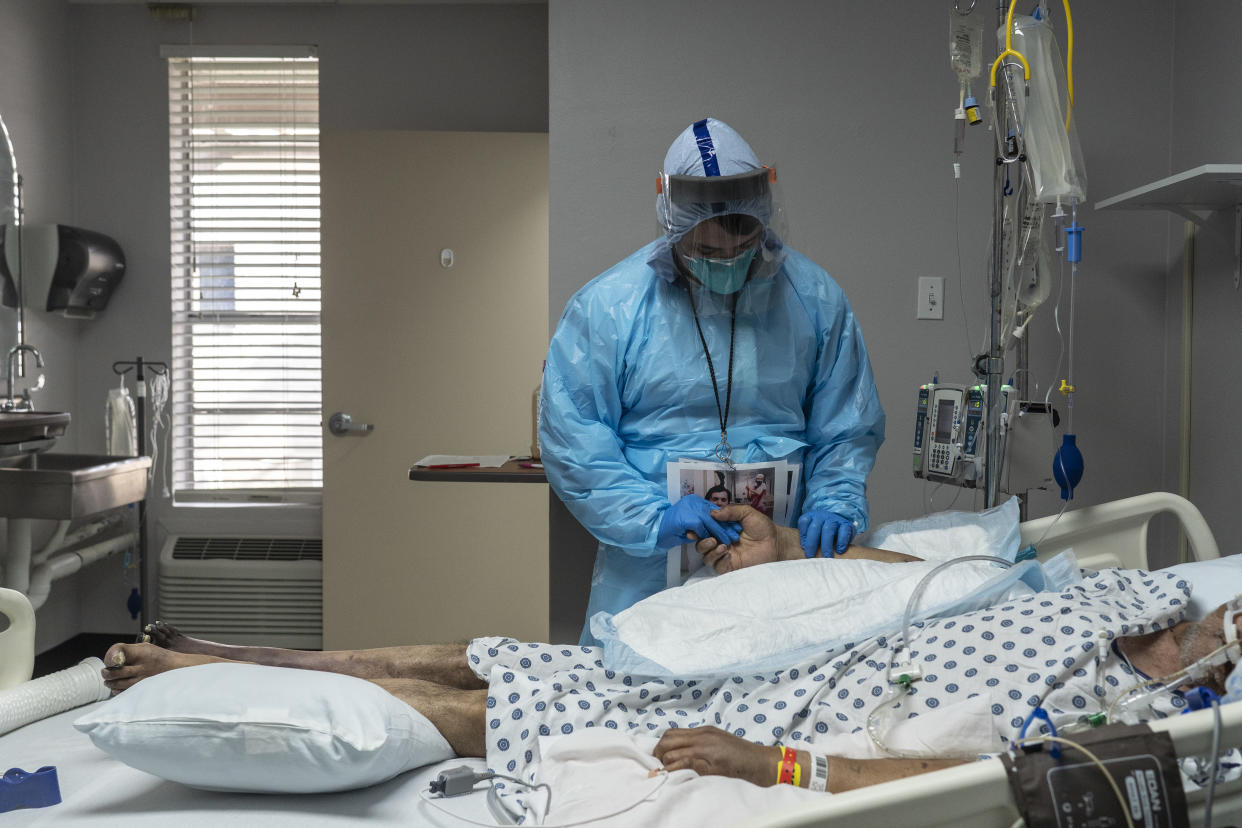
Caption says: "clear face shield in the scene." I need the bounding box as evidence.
[656,166,789,294]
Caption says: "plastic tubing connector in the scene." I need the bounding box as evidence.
[1065,223,1084,263]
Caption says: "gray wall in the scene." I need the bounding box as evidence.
[1168,1,1242,559]
[548,0,1234,574]
[3,1,548,649]
[0,0,83,647]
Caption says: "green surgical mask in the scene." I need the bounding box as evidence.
[684,248,756,294]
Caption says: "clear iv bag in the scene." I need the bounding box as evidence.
[950,12,984,79]
[1001,14,1087,203]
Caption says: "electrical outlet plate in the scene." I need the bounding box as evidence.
[917,276,944,320]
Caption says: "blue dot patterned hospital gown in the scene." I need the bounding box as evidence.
[468,568,1205,782]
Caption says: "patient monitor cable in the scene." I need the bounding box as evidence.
[420,762,670,827]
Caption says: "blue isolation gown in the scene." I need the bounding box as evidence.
[540,237,885,645]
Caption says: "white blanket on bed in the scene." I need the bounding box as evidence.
[591,498,1079,677]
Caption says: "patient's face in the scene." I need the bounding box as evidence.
[709,490,730,508]
[1171,600,1242,691]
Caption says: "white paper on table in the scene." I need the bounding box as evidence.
[412,454,512,468]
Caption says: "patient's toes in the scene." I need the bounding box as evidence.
[144,621,184,649]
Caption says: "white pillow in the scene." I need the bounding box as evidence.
[1163,555,1242,620]
[860,497,1021,562]
[73,662,454,793]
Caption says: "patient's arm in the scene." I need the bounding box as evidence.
[653,726,964,791]
[694,504,921,573]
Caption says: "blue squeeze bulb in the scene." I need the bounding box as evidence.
[1053,433,1084,500]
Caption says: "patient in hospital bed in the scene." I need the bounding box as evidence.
[96,504,1240,799]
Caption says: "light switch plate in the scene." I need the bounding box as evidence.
[917,276,944,320]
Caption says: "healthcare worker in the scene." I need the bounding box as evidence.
[540,118,885,645]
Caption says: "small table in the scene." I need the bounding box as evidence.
[408,459,546,483]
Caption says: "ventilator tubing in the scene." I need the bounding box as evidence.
[0,658,110,736]
[1003,14,1087,202]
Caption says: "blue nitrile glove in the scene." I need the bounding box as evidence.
[657,495,742,550]
[798,510,856,558]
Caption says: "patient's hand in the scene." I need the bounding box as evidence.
[653,725,779,787]
[694,504,923,573]
[692,504,799,573]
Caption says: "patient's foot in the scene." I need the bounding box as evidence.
[142,621,235,658]
[101,641,227,693]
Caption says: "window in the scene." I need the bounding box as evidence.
[166,48,321,500]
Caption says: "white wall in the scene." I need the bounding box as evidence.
[547,0,1212,581]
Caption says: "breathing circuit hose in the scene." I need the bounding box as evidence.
[867,555,1016,759]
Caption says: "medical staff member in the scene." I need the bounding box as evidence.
[540,118,885,645]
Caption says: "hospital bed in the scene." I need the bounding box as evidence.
[1,492,1239,827]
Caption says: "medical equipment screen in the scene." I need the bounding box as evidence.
[935,398,955,443]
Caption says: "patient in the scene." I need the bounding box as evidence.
[100,504,1240,796]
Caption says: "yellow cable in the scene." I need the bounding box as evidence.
[1061,0,1075,130]
[990,0,1030,87]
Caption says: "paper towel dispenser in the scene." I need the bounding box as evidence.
[23,224,126,318]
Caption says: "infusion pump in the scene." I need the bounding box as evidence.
[914,381,1012,488]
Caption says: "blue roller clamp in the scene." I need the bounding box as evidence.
[1,767,61,812]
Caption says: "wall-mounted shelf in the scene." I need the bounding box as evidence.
[1096,164,1242,287]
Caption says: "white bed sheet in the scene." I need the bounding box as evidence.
[1,704,493,827]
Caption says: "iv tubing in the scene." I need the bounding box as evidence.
[900,555,1014,650]
[1066,201,1078,433]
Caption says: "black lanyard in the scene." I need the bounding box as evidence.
[685,284,737,466]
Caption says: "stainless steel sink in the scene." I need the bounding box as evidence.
[0,411,70,454]
[0,453,151,518]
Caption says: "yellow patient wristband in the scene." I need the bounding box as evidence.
[776,747,827,791]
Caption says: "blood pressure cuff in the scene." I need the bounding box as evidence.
[1003,722,1189,828]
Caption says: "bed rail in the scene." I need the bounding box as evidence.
[744,491,1233,828]
[1019,491,1219,571]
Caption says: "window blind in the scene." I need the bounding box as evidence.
[168,53,321,499]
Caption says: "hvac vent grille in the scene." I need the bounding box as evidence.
[171,537,323,562]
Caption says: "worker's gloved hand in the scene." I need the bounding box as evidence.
[657,495,742,550]
[797,510,856,558]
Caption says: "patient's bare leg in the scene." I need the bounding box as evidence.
[139,622,485,689]
[370,679,488,758]
[102,642,488,757]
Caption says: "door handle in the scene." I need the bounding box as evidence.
[328,412,374,436]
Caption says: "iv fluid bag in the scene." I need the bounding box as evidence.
[1000,15,1087,203]
[999,188,1051,351]
[950,12,984,79]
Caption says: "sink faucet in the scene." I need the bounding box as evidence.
[4,344,44,411]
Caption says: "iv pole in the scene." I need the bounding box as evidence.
[112,356,168,629]
[981,0,1009,511]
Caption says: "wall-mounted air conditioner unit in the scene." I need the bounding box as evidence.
[157,536,322,649]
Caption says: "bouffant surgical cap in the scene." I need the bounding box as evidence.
[656,118,775,243]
